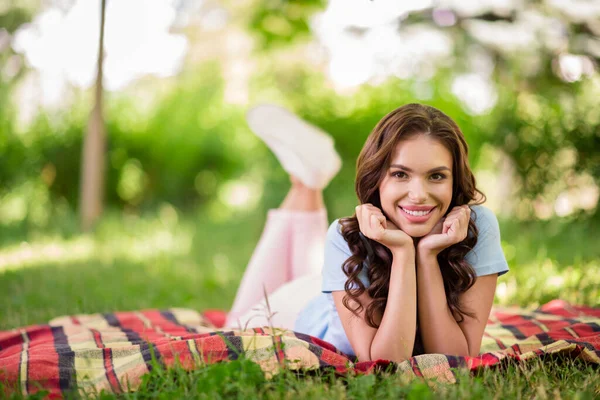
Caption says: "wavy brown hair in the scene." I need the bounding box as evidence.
[339,103,486,333]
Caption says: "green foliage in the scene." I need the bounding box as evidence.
[248,0,325,50]
[2,1,600,226]
[105,64,249,208]
[0,6,31,33]
[490,76,600,218]
[0,64,257,228]
[0,5,33,192]
[0,62,499,228]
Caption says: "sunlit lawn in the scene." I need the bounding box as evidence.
[0,206,265,330]
[0,207,599,398]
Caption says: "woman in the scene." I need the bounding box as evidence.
[225,103,509,363]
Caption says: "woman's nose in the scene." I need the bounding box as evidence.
[408,180,427,203]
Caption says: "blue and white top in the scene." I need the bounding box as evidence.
[294,205,509,357]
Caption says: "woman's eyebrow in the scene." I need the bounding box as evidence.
[389,164,451,173]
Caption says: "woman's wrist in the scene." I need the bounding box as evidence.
[390,244,416,260]
[416,246,441,267]
[417,242,442,258]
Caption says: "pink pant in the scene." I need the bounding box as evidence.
[225,208,328,329]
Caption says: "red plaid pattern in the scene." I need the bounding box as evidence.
[1,300,598,398]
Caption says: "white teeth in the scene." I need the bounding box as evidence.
[401,207,432,216]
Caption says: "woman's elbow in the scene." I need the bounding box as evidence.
[451,344,480,358]
[369,347,412,363]
[467,345,481,358]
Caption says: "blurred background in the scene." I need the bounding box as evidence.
[0,0,599,328]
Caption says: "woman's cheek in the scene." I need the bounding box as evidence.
[439,184,453,211]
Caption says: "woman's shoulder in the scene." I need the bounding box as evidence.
[470,204,496,219]
[470,204,500,235]
[327,218,342,235]
[323,217,371,289]
[326,218,351,254]
[467,205,509,276]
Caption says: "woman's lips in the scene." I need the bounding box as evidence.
[398,206,435,223]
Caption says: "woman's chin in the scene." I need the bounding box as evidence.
[397,223,431,238]
[405,229,429,238]
[389,213,439,238]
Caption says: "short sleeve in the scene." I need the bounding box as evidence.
[321,219,369,293]
[465,206,509,277]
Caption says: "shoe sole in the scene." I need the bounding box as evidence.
[246,104,341,189]
[246,104,334,147]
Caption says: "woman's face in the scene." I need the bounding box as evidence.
[378,135,454,238]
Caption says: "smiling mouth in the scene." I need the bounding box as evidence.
[399,206,435,217]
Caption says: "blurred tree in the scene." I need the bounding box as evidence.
[0,6,33,190]
[79,0,107,231]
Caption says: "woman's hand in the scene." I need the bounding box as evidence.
[417,205,471,256]
[355,203,413,255]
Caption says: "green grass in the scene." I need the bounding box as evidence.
[0,208,599,398]
[117,357,599,400]
[2,356,599,399]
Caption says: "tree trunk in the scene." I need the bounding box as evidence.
[79,0,107,231]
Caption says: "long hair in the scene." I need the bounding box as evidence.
[339,103,485,330]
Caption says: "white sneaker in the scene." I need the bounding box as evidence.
[246,104,342,190]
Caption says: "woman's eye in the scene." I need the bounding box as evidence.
[430,173,446,181]
[392,171,408,179]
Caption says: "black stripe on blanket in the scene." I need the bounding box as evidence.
[51,326,76,393]
[102,312,164,372]
[102,313,120,327]
[160,310,197,333]
[501,324,527,340]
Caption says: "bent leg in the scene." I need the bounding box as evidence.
[226,178,328,328]
[226,209,293,326]
[226,209,328,329]
[290,209,328,279]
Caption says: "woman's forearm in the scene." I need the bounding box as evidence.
[416,251,469,355]
[369,247,417,362]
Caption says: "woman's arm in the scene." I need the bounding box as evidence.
[416,205,499,356]
[332,246,417,362]
[331,204,418,362]
[416,251,497,356]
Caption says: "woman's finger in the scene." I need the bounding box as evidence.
[446,208,470,227]
[355,204,386,240]
[356,206,367,233]
[364,205,385,218]
[366,210,384,231]
[356,205,371,235]
[369,214,382,238]
[447,206,467,217]
[378,214,388,228]
[442,217,454,234]
[357,204,385,230]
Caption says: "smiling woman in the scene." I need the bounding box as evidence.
[329,104,508,361]
[225,103,508,363]
[379,136,454,238]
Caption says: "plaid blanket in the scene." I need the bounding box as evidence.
[1,299,599,398]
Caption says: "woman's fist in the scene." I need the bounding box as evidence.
[418,205,471,255]
[355,203,413,254]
